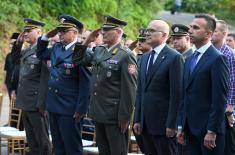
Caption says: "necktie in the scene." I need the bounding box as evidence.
[147,50,156,74]
[190,51,200,74]
[62,46,66,51]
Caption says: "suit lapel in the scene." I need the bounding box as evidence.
[140,53,149,83]
[186,46,211,88]
[145,45,168,88]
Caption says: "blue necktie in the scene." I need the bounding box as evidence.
[190,51,200,74]
[147,50,156,74]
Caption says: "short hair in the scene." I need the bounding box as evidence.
[228,33,235,40]
[195,14,216,32]
[216,20,228,33]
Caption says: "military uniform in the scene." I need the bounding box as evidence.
[16,18,51,155]
[73,15,137,155]
[37,15,91,155]
[171,24,193,60]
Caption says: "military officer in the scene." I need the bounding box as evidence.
[72,15,137,155]
[15,18,51,155]
[171,24,193,59]
[37,15,91,155]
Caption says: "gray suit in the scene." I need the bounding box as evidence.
[16,44,51,155]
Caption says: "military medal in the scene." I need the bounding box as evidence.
[107,71,112,77]
[66,69,71,75]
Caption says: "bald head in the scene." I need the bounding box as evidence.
[149,20,170,35]
[146,20,170,47]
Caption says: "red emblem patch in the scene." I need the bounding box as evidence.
[128,64,136,74]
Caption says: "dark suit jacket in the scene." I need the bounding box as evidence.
[134,45,184,135]
[179,45,229,136]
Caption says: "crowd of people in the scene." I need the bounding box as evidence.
[3,13,235,155]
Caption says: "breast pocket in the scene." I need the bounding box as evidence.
[101,62,120,80]
[24,56,41,73]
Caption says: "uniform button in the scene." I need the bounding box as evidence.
[56,78,59,81]
[109,66,112,69]
[55,89,58,93]
[94,83,98,87]
[94,92,97,96]
[48,87,51,90]
[35,91,37,94]
[96,74,99,78]
[51,76,53,80]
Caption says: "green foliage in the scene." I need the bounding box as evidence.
[164,0,235,20]
[0,0,163,53]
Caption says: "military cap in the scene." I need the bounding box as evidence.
[57,15,84,30]
[24,18,45,30]
[10,32,20,39]
[102,15,127,29]
[171,24,189,36]
[137,28,147,40]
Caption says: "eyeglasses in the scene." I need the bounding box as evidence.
[145,28,163,34]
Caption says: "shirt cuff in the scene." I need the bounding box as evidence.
[41,35,49,41]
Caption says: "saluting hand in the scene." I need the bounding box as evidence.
[83,29,101,46]
[46,28,59,38]
[17,32,25,44]
[118,120,129,134]
[128,40,138,51]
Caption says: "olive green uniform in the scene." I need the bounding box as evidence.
[73,43,137,155]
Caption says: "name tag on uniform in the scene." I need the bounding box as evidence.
[107,59,118,65]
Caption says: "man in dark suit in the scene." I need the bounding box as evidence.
[37,15,91,155]
[171,24,193,60]
[15,18,51,155]
[177,14,229,155]
[133,19,184,155]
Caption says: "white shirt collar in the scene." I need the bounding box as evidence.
[153,43,166,54]
[193,41,212,54]
[65,40,77,50]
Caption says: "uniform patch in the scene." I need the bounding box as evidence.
[30,64,34,69]
[107,71,112,77]
[128,64,136,74]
